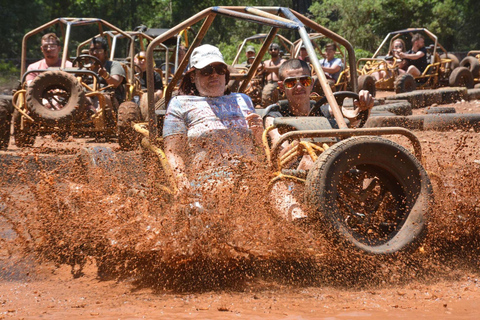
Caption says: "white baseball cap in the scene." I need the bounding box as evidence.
[189,44,226,70]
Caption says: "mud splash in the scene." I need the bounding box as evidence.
[1,130,480,294]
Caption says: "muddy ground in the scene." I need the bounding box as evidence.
[1,96,480,319]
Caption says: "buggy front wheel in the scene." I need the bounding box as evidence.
[304,136,433,254]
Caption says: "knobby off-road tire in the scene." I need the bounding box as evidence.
[394,74,416,93]
[449,66,474,89]
[0,99,12,150]
[305,136,433,254]
[440,53,460,70]
[358,75,376,97]
[13,110,35,147]
[26,70,85,126]
[460,56,480,78]
[117,101,141,151]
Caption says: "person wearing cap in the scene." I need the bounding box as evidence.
[134,51,164,120]
[243,45,256,66]
[163,44,264,197]
[261,43,286,108]
[263,59,374,221]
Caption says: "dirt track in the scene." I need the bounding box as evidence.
[1,97,480,319]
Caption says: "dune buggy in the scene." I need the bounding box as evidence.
[358,28,472,93]
[103,6,432,255]
[11,18,135,147]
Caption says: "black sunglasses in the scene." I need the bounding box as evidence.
[198,64,228,76]
[283,76,313,89]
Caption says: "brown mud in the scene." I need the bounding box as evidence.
[1,99,480,319]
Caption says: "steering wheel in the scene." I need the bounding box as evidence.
[72,54,102,71]
[309,91,369,127]
[309,91,358,116]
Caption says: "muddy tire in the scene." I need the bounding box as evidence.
[449,66,474,89]
[26,70,85,126]
[305,136,432,254]
[440,53,460,70]
[13,110,35,147]
[460,56,480,78]
[117,101,141,151]
[0,99,12,150]
[358,75,376,97]
[394,74,416,93]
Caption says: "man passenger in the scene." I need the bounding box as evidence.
[398,33,428,76]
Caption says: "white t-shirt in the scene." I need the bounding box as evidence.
[319,57,343,82]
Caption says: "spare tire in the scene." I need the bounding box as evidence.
[394,74,416,93]
[449,66,474,89]
[358,74,376,97]
[26,70,85,126]
[460,56,480,78]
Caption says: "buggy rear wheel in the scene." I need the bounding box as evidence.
[304,136,432,254]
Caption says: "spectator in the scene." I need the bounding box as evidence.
[260,43,286,107]
[26,33,72,85]
[319,43,343,82]
[398,33,428,76]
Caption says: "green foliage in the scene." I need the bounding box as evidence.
[1,0,479,63]
[0,61,19,86]
[310,0,476,52]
